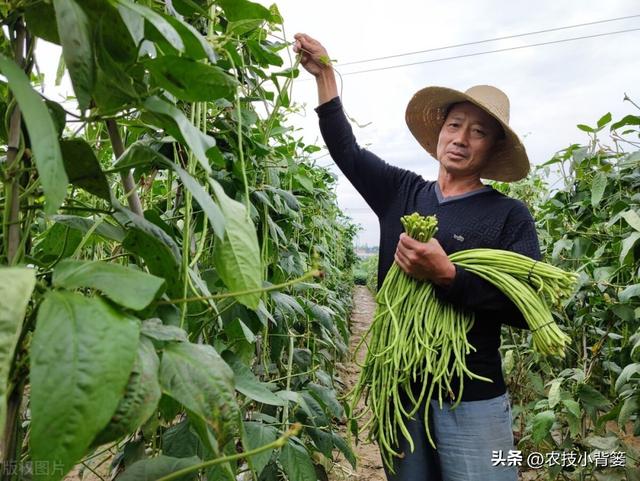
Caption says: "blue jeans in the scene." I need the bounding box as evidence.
[383,392,517,481]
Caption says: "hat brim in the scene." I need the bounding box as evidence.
[405,86,530,182]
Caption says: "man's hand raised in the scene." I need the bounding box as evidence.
[293,33,331,78]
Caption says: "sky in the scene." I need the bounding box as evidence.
[256,0,640,246]
[33,1,640,246]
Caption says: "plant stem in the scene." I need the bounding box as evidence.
[4,21,26,266]
[155,424,300,481]
[106,119,143,216]
[157,269,321,306]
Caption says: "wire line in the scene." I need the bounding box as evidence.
[339,28,640,76]
[338,14,640,66]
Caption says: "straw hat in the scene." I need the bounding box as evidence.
[405,85,530,182]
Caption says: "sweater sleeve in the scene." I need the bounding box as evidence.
[433,202,542,329]
[315,96,419,218]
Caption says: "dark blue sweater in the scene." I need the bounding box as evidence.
[316,96,542,401]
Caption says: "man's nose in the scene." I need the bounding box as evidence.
[453,129,469,146]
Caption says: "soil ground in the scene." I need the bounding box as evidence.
[326,285,386,481]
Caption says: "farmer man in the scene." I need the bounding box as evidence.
[293,33,541,481]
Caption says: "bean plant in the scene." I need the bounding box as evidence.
[495,106,640,480]
[0,1,359,480]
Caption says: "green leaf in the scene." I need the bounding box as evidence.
[299,392,329,427]
[60,138,111,200]
[0,54,68,214]
[619,395,639,426]
[24,2,60,43]
[118,455,200,481]
[210,180,262,310]
[531,410,555,443]
[548,379,562,409]
[619,284,640,303]
[116,0,184,52]
[222,352,284,406]
[0,268,35,437]
[620,232,640,265]
[141,318,188,342]
[115,143,225,239]
[331,433,356,469]
[243,422,278,476]
[114,206,182,294]
[53,0,94,110]
[31,291,140,480]
[159,342,240,444]
[164,15,217,64]
[610,114,640,131]
[597,112,612,129]
[143,96,215,174]
[280,440,317,481]
[591,171,607,207]
[146,56,239,102]
[217,0,272,22]
[621,209,640,232]
[576,383,611,410]
[615,363,640,392]
[93,336,161,445]
[53,259,165,310]
[577,124,594,133]
[52,214,125,242]
[562,399,582,419]
[246,40,284,67]
[307,383,344,420]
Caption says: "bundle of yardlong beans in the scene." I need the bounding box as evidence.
[349,213,577,471]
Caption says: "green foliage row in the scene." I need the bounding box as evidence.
[0,1,359,480]
[496,109,640,480]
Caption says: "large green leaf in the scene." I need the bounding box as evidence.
[210,180,262,310]
[53,0,94,110]
[621,209,640,232]
[0,268,35,437]
[52,214,125,242]
[92,336,161,445]
[217,0,272,22]
[60,138,111,200]
[24,2,60,43]
[620,232,640,265]
[531,410,555,443]
[576,383,611,410]
[116,0,184,52]
[619,284,640,303]
[590,171,607,208]
[280,440,317,481]
[0,54,68,214]
[114,143,225,239]
[331,433,356,469]
[222,352,284,406]
[143,96,215,174]
[547,379,562,409]
[53,259,165,310]
[159,342,240,444]
[164,15,217,63]
[31,291,139,481]
[146,56,238,102]
[243,421,278,477]
[118,455,200,481]
[114,206,182,294]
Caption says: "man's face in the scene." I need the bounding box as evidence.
[435,102,502,177]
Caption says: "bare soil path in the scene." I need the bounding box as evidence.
[328,285,386,481]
